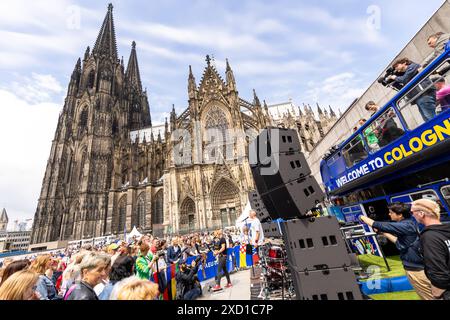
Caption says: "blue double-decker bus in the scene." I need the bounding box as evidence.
[320,45,450,255]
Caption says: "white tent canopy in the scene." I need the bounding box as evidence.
[128,226,142,239]
[235,201,252,230]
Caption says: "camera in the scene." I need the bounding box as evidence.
[377,66,404,91]
[156,250,165,258]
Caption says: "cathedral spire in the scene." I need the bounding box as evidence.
[170,104,177,131]
[263,100,269,114]
[68,58,82,96]
[253,89,261,106]
[317,103,323,115]
[72,58,81,78]
[226,58,236,91]
[125,41,142,91]
[329,105,336,117]
[188,65,197,99]
[92,3,118,60]
[84,46,90,61]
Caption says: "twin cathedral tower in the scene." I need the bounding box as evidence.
[31,4,337,244]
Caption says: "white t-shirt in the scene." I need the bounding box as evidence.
[245,217,265,245]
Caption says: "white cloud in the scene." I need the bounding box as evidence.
[0,89,61,223]
[123,21,276,55]
[6,73,64,104]
[235,59,317,76]
[304,72,366,110]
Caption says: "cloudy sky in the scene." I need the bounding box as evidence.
[0,0,445,226]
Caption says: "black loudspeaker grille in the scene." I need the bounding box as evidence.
[280,217,351,270]
[258,127,302,155]
[290,268,363,300]
[260,176,324,220]
[248,191,271,223]
[251,151,311,191]
[262,221,282,238]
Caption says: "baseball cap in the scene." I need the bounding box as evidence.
[108,243,119,251]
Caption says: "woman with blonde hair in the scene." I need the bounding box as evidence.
[0,270,39,300]
[29,254,61,300]
[110,276,159,300]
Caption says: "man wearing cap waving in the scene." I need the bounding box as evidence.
[411,199,450,300]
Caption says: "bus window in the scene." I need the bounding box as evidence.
[363,107,404,152]
[392,189,446,214]
[440,185,450,208]
[397,59,450,130]
[342,136,367,167]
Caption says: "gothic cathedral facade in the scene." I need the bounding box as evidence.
[31,4,337,244]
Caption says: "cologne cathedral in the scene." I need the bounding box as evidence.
[31,4,338,244]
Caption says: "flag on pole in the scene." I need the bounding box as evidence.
[170,263,178,300]
[239,245,247,268]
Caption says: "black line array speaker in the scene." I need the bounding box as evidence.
[250,127,325,220]
[280,217,363,300]
[280,216,351,270]
[251,127,302,156]
[290,267,363,300]
[251,151,311,192]
[248,191,271,223]
[260,176,324,220]
[262,221,283,238]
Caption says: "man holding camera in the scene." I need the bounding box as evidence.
[175,257,202,300]
[386,58,436,121]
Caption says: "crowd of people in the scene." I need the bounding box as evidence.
[0,210,265,301]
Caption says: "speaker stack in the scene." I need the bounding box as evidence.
[250,127,324,220]
[248,190,271,223]
[280,217,362,300]
[250,127,362,300]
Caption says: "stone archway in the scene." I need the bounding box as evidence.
[180,197,196,234]
[210,178,241,229]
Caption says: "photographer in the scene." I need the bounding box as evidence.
[388,58,436,121]
[359,202,433,300]
[175,257,202,300]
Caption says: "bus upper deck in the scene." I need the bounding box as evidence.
[321,45,450,201]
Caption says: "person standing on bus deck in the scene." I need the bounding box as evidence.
[359,202,434,300]
[411,199,450,300]
[359,119,380,151]
[387,58,436,122]
[364,101,404,147]
[422,32,450,69]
